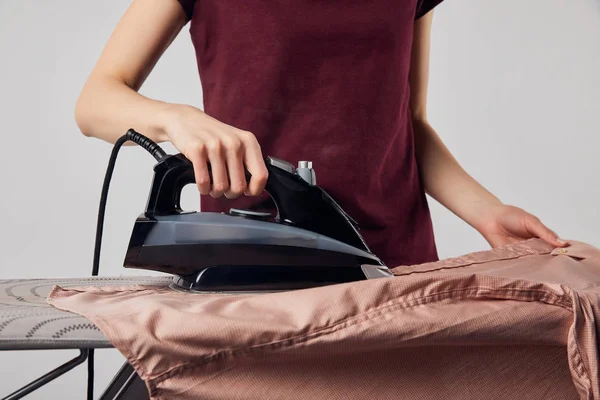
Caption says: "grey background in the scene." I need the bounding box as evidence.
[0,0,599,398]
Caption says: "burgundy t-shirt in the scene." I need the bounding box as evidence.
[176,0,444,266]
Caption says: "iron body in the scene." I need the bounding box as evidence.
[124,154,393,292]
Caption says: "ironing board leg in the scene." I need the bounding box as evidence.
[98,362,149,400]
[1,349,89,400]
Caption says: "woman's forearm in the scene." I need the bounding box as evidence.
[412,118,503,231]
[73,0,270,198]
[406,11,566,249]
[75,75,173,144]
[73,0,190,144]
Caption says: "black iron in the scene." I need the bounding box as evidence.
[123,152,393,292]
[1,129,394,400]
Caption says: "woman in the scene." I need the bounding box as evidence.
[74,0,567,267]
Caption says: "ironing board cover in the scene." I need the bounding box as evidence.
[0,277,169,350]
[46,239,600,400]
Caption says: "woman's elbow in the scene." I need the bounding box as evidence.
[410,103,427,123]
[74,99,88,137]
[74,86,96,137]
[411,113,430,132]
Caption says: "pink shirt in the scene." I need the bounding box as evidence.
[47,238,600,399]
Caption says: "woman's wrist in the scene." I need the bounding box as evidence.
[463,191,504,232]
[423,167,504,232]
[152,102,182,143]
[153,103,210,144]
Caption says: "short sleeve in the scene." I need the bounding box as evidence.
[177,0,195,21]
[415,0,444,19]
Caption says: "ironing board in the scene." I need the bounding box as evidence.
[0,277,170,399]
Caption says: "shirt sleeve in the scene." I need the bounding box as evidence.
[415,0,444,19]
[177,0,195,21]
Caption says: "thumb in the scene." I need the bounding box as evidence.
[526,216,568,247]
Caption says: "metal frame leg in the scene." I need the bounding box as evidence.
[98,362,149,400]
[2,349,89,400]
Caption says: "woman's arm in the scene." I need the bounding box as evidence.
[74,0,185,144]
[74,0,268,198]
[408,11,567,248]
[409,12,501,232]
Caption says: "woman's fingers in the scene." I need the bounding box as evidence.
[525,215,569,247]
[223,135,247,199]
[238,130,268,196]
[164,106,266,198]
[185,142,211,195]
[205,138,229,198]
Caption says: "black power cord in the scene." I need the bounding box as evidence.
[88,128,166,400]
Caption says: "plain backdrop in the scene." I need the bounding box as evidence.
[0,0,598,398]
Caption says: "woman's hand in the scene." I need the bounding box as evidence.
[74,0,267,200]
[475,204,568,248]
[159,104,268,199]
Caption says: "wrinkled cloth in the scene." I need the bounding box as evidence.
[46,239,600,399]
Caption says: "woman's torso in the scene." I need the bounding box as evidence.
[179,0,438,266]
